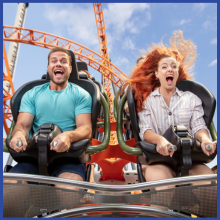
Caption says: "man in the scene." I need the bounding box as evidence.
[7,47,92,188]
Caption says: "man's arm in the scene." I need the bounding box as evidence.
[51,113,92,152]
[9,112,34,152]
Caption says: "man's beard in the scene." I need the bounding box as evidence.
[50,74,69,85]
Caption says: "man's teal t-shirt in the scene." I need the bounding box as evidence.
[19,82,92,136]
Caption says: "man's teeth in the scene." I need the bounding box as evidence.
[55,70,63,75]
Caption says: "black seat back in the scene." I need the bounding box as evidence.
[176,80,216,128]
[77,61,88,71]
[127,86,141,145]
[77,61,104,94]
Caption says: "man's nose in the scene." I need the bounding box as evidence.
[56,61,62,66]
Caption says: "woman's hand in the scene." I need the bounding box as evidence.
[195,129,217,156]
[156,136,174,157]
[201,138,216,156]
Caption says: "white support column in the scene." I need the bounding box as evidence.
[4,3,29,168]
[3,3,29,94]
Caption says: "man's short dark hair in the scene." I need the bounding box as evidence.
[136,55,146,64]
[48,47,72,65]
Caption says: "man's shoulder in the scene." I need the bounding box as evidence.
[68,82,90,95]
[24,82,49,97]
[28,82,49,93]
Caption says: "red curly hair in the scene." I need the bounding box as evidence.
[124,30,196,113]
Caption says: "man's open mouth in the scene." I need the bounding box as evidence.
[54,70,64,77]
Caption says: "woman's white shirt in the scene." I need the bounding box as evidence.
[138,87,208,141]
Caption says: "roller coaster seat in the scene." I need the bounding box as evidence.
[126,80,216,180]
[77,62,106,122]
[5,50,100,175]
[77,61,104,94]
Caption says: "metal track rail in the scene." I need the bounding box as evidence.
[3,173,217,193]
[44,204,190,218]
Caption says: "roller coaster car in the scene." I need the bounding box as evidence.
[4,50,110,178]
[117,80,217,182]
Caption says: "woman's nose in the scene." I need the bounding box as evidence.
[168,66,173,71]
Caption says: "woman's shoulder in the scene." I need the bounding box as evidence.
[178,89,202,104]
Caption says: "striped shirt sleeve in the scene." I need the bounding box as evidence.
[138,99,156,141]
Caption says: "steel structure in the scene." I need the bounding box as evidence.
[93,3,117,145]
[3,41,15,136]
[3,26,127,138]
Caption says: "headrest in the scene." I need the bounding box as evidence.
[77,62,88,71]
[79,74,88,80]
[46,49,79,80]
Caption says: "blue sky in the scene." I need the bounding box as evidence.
[3,3,217,168]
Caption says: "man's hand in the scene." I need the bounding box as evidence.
[9,131,27,152]
[50,132,71,153]
[201,138,216,156]
[156,136,174,157]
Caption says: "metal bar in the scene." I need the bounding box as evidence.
[86,93,110,154]
[209,120,217,141]
[3,120,15,153]
[3,173,217,193]
[44,204,190,218]
[117,92,142,155]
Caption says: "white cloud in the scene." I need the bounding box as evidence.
[178,19,191,25]
[193,3,209,12]
[210,38,217,45]
[114,56,129,67]
[103,3,151,36]
[203,17,217,31]
[43,3,151,56]
[122,37,135,50]
[208,59,217,67]
[43,3,99,50]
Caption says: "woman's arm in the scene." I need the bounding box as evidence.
[144,129,174,157]
[194,129,216,156]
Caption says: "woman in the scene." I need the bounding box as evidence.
[124,30,216,187]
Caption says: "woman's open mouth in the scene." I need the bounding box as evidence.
[166,75,173,85]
